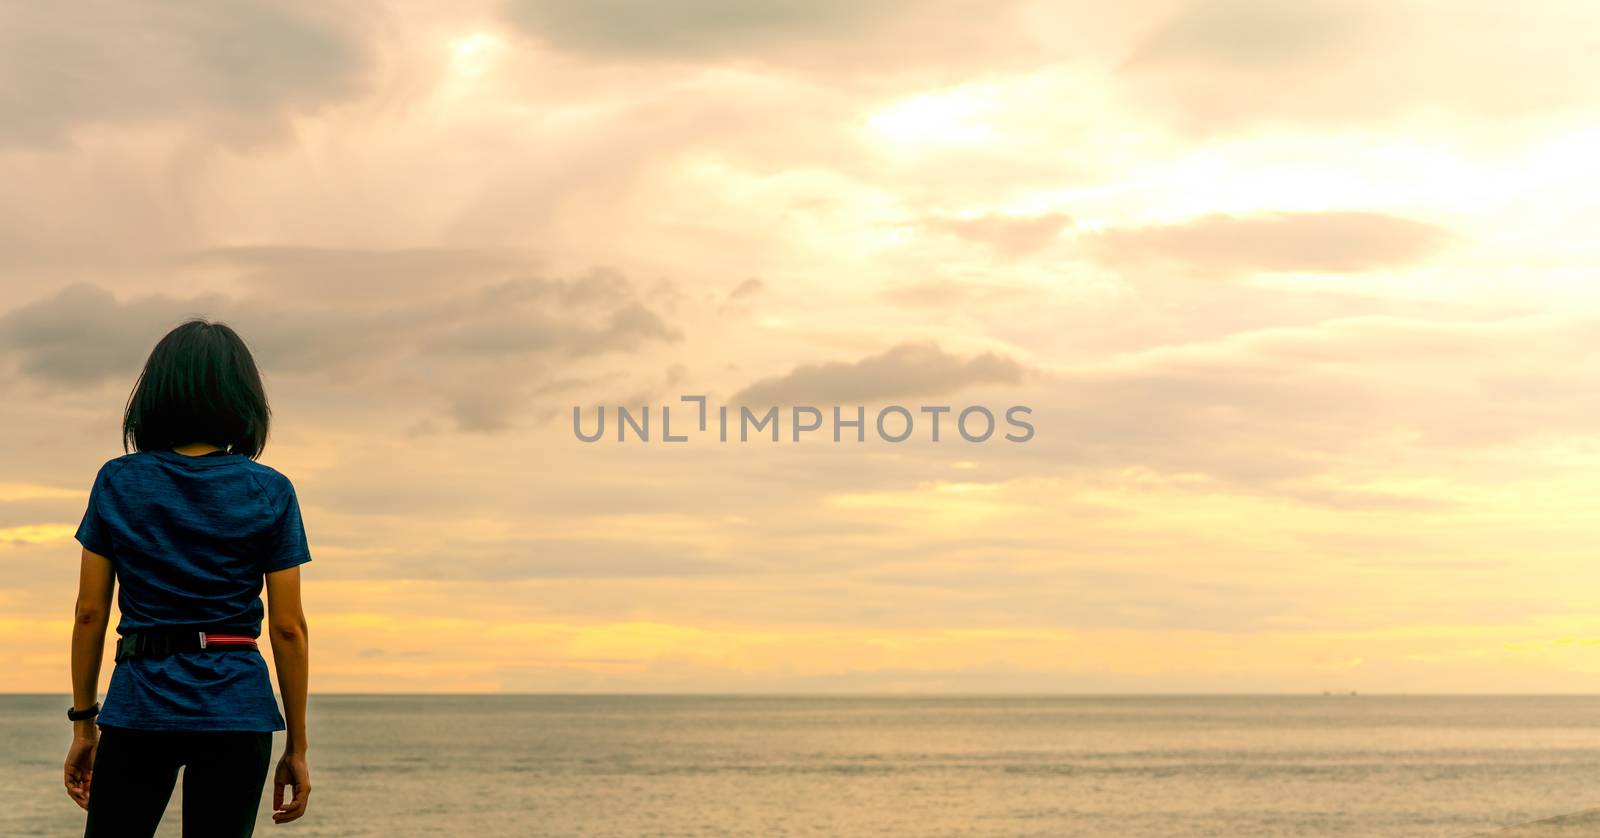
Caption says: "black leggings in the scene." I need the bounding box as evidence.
[85,724,273,838]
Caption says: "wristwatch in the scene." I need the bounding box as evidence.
[67,702,99,722]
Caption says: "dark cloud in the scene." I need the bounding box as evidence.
[499,0,1042,84]
[730,341,1028,406]
[1123,0,1368,72]
[421,273,681,359]
[921,211,1071,260]
[0,283,228,386]
[1082,211,1451,279]
[0,281,409,387]
[0,0,377,147]
[502,0,903,57]
[0,264,681,433]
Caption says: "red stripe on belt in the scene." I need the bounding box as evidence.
[202,634,258,645]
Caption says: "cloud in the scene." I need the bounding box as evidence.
[921,211,1071,260]
[420,272,682,359]
[726,277,765,301]
[1013,311,1600,501]
[1123,0,1367,72]
[0,281,388,388]
[716,277,767,318]
[730,342,1028,406]
[499,0,1043,84]
[0,0,377,147]
[0,266,682,433]
[0,283,228,386]
[502,0,905,57]
[1117,0,1600,133]
[1081,211,1451,279]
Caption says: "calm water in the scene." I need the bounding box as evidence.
[6,694,1600,836]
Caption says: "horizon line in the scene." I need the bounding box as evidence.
[11,690,1600,698]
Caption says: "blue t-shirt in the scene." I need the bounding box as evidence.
[74,448,312,732]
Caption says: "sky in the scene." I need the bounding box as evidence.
[3,0,1600,693]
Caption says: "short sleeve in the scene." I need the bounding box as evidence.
[74,462,117,559]
[264,480,313,573]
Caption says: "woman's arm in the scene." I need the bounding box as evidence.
[71,547,114,715]
[265,564,312,822]
[64,547,113,808]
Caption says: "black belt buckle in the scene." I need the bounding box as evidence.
[115,632,178,660]
[145,632,174,658]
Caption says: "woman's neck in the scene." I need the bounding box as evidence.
[172,442,225,456]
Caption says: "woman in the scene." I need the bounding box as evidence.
[62,319,313,836]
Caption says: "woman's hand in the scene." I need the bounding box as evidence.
[63,729,98,809]
[272,750,312,824]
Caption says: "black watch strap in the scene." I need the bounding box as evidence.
[67,702,99,722]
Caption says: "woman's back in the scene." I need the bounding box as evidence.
[77,446,311,731]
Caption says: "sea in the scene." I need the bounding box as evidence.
[5,694,1600,837]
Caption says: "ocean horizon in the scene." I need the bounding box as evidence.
[9,693,1600,836]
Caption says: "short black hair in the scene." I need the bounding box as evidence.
[122,319,272,459]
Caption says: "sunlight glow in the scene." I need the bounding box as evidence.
[448,32,503,79]
[865,88,999,153]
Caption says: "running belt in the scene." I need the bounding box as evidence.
[114,628,260,661]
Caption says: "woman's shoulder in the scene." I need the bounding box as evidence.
[238,457,294,483]
[91,452,141,485]
[236,458,300,505]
